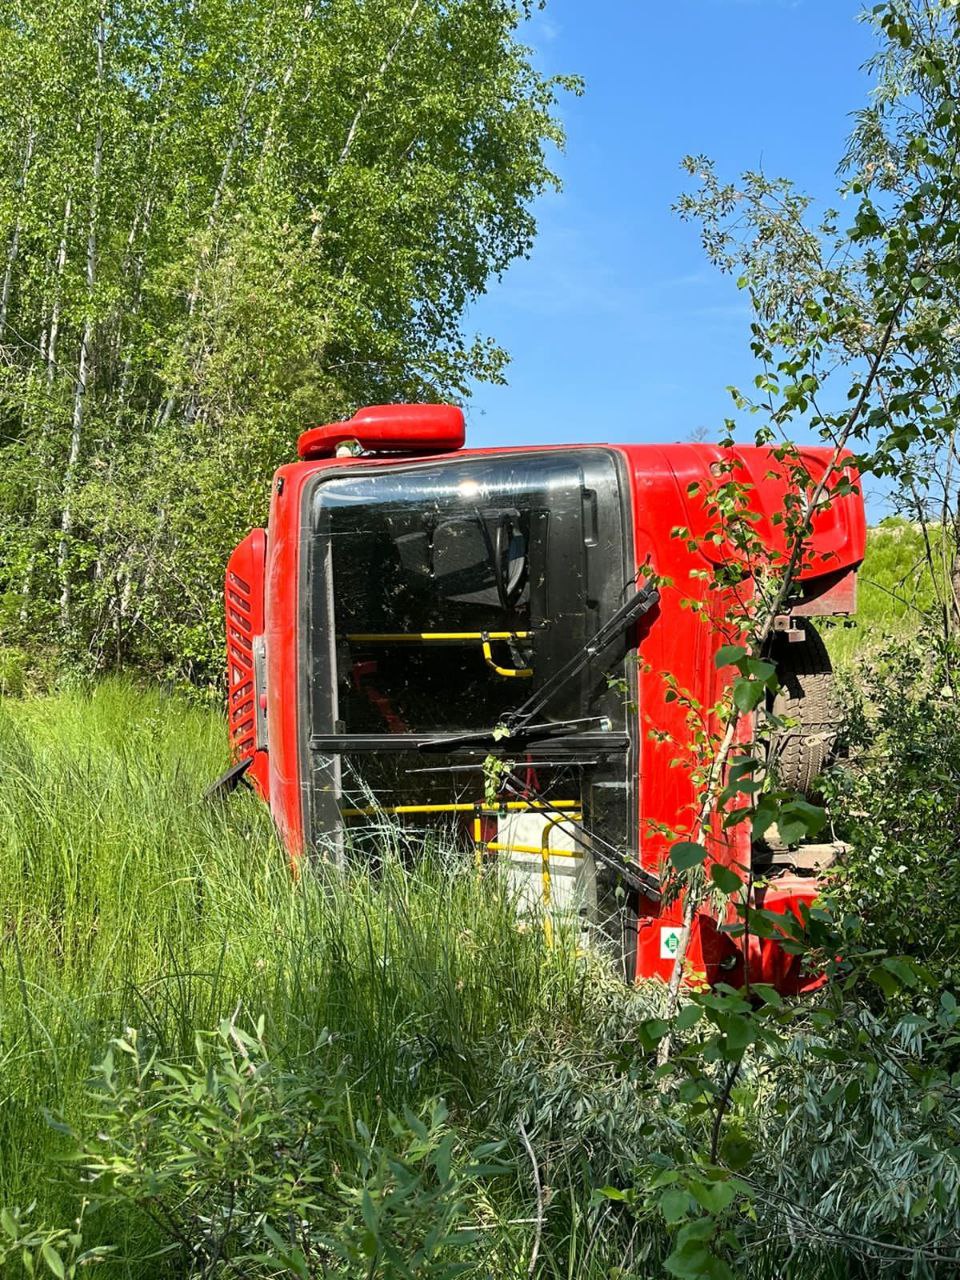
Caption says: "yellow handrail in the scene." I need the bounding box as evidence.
[346,629,534,678]
[347,631,532,644]
[481,636,532,678]
[483,839,582,858]
[342,799,580,818]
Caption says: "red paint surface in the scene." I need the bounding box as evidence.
[619,443,864,985]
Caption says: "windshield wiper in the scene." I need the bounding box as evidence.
[409,758,604,774]
[505,581,659,732]
[418,715,612,754]
[418,582,659,754]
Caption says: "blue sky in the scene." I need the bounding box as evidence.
[464,0,877,463]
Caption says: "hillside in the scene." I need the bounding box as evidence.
[824,519,942,665]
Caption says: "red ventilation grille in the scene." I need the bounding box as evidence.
[225,529,266,760]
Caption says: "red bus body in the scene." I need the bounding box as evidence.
[225,406,865,993]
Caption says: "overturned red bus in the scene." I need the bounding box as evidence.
[219,404,865,995]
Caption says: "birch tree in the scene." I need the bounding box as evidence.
[0,0,575,682]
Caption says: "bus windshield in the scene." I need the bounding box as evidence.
[308,451,627,737]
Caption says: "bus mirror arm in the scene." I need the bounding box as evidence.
[417,584,659,755]
[505,583,661,731]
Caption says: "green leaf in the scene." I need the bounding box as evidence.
[881,956,921,989]
[743,658,777,684]
[727,757,759,782]
[717,1015,755,1054]
[665,1242,713,1279]
[714,645,747,669]
[783,798,826,831]
[690,1178,735,1214]
[777,799,826,845]
[777,818,806,847]
[732,678,767,713]
[670,842,708,871]
[675,1216,715,1246]
[675,1003,703,1031]
[639,1017,671,1047]
[869,964,900,998]
[660,1187,691,1223]
[720,1132,754,1171]
[665,1220,735,1280]
[40,1244,65,1279]
[596,1184,630,1202]
[360,1188,379,1236]
[710,864,742,895]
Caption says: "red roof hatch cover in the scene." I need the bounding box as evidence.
[298,404,465,459]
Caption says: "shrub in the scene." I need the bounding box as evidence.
[0,646,28,697]
[826,632,960,971]
[75,1019,511,1279]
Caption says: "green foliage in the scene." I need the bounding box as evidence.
[642,4,960,1273]
[0,0,576,685]
[492,941,960,1277]
[828,631,960,972]
[0,645,27,695]
[0,1202,111,1278]
[77,1024,506,1278]
[3,683,960,1276]
[8,3,960,1275]
[0,680,593,1276]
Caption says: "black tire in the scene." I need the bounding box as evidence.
[768,621,839,798]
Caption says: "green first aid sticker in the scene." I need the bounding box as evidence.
[660,927,682,960]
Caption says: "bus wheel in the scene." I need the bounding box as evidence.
[768,621,839,799]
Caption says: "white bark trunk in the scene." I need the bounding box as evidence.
[0,128,35,334]
[58,11,105,630]
[116,192,155,405]
[310,0,421,248]
[47,195,72,391]
[257,2,315,181]
[158,70,260,429]
[113,73,165,403]
[19,193,72,625]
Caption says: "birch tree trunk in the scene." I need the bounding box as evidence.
[256,2,315,181]
[158,70,260,430]
[57,11,105,631]
[116,192,155,407]
[114,101,164,405]
[0,127,35,335]
[47,194,72,392]
[310,0,421,248]
[0,0,566,680]
[17,192,73,624]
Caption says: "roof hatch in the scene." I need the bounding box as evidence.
[297,404,465,460]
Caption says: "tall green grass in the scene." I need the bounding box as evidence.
[0,679,947,1278]
[0,680,610,1274]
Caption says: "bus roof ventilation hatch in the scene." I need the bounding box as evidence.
[297,404,466,460]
